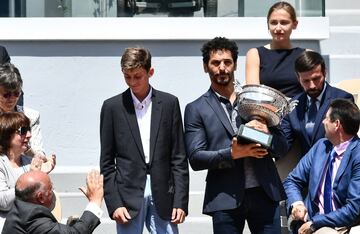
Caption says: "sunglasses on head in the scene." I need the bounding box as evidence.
[16,126,31,135]
[3,91,21,99]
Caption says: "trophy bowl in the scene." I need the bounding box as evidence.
[236,84,297,127]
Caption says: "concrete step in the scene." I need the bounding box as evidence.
[49,167,207,193]
[58,191,205,219]
[326,10,360,26]
[320,27,360,55]
[319,26,360,83]
[327,55,360,84]
[65,217,254,234]
[76,217,214,234]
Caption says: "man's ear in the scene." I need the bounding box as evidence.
[335,119,341,131]
[35,191,46,205]
[203,63,209,73]
[148,67,154,77]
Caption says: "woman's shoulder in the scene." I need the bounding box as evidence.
[293,47,306,53]
[22,106,40,124]
[22,106,40,117]
[246,47,261,59]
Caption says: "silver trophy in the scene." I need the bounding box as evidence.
[234,81,297,147]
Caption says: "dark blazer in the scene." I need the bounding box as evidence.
[100,88,189,220]
[284,137,360,230]
[184,88,287,214]
[281,83,353,157]
[2,199,100,234]
[0,46,10,65]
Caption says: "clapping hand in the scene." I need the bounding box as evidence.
[40,154,56,174]
[30,154,56,173]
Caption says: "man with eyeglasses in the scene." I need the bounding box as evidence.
[0,63,46,158]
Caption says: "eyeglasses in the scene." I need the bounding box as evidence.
[16,126,31,135]
[3,91,21,99]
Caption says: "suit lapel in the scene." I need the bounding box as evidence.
[122,89,146,162]
[333,137,359,189]
[296,94,310,144]
[311,85,332,143]
[149,89,162,166]
[311,141,332,200]
[205,89,234,135]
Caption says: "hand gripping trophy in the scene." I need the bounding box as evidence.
[234,80,298,147]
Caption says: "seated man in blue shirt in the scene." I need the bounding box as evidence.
[284,99,360,234]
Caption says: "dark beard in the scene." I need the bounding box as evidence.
[212,74,233,86]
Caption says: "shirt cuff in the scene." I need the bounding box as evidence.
[85,202,103,219]
[291,201,305,208]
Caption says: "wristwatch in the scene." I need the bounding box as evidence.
[309,222,316,232]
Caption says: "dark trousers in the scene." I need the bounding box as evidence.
[212,187,281,234]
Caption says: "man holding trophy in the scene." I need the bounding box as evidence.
[184,37,291,234]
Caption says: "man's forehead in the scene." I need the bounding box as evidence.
[326,108,332,116]
[122,67,147,75]
[299,65,323,77]
[209,50,233,60]
[210,49,232,55]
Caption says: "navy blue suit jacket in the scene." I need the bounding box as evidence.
[184,88,287,214]
[284,137,360,229]
[100,88,189,220]
[281,83,353,157]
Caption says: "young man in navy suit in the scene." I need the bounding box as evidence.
[184,37,288,234]
[281,51,353,157]
[100,47,189,234]
[284,99,360,233]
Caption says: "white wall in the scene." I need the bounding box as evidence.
[0,17,327,166]
[0,39,319,166]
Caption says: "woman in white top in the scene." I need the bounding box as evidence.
[0,63,45,157]
[0,112,55,229]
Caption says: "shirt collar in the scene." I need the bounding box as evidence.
[333,136,353,157]
[130,87,153,110]
[211,88,237,104]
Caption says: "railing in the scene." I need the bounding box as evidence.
[2,0,325,18]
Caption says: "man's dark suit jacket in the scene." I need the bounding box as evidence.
[2,199,100,234]
[281,83,353,157]
[0,46,10,65]
[100,88,189,220]
[184,88,287,214]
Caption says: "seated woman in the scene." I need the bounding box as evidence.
[0,63,44,157]
[245,1,307,98]
[0,112,56,229]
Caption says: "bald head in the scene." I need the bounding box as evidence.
[15,171,53,208]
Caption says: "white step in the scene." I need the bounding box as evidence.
[49,168,207,193]
[320,27,360,55]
